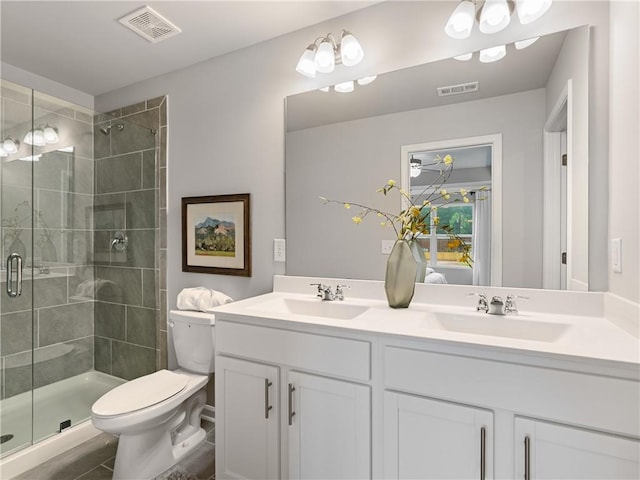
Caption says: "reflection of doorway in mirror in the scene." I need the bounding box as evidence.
[543,80,574,291]
[401,134,502,287]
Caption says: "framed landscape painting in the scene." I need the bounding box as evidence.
[181,194,251,276]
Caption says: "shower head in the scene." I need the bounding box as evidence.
[99,123,124,135]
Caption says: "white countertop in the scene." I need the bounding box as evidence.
[211,276,640,379]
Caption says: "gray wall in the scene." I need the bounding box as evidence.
[286,88,546,287]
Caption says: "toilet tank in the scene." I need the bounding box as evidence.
[169,310,215,374]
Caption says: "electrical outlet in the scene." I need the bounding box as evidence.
[274,238,286,262]
[612,238,622,273]
[381,240,395,255]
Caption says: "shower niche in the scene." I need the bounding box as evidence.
[0,79,166,459]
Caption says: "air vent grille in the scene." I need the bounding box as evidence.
[437,81,479,97]
[118,6,181,43]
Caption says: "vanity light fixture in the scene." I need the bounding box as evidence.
[514,36,540,49]
[334,80,355,93]
[2,137,20,154]
[454,52,474,61]
[445,0,552,39]
[296,30,364,78]
[24,124,59,146]
[318,75,377,93]
[410,156,422,178]
[479,44,506,63]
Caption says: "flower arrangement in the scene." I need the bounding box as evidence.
[321,154,484,267]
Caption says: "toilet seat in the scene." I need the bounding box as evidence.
[92,370,188,417]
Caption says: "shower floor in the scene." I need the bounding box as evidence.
[0,371,123,458]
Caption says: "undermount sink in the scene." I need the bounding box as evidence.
[427,311,570,343]
[250,297,369,320]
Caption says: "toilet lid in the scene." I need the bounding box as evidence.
[92,370,189,416]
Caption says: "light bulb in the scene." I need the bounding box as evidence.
[315,38,335,73]
[296,45,317,78]
[340,31,364,67]
[516,0,552,24]
[43,125,59,144]
[334,81,354,93]
[479,0,511,34]
[357,75,377,86]
[445,0,476,39]
[454,52,473,61]
[514,37,540,49]
[32,128,45,147]
[3,137,19,154]
[479,44,507,63]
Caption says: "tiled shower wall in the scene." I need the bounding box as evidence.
[93,97,168,379]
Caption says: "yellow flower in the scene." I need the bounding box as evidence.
[409,206,421,217]
[463,196,469,203]
[459,188,467,196]
[422,200,431,206]
[387,179,396,187]
[443,154,453,165]
[380,222,387,227]
[352,216,363,224]
[433,216,440,226]
[440,189,447,195]
[344,203,351,209]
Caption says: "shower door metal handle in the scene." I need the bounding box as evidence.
[6,253,23,298]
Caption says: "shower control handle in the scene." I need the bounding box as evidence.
[110,231,128,252]
[6,253,23,298]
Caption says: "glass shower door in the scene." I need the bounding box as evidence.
[0,79,36,457]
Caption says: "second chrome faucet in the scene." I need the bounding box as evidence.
[310,283,349,301]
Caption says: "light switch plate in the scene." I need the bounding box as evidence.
[611,238,622,273]
[274,238,286,262]
[381,240,395,255]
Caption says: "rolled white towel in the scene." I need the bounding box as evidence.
[424,269,448,284]
[177,287,233,312]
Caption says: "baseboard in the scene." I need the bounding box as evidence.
[604,292,640,339]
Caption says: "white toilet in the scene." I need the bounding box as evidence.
[91,310,215,480]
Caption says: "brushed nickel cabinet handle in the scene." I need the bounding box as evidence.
[288,383,296,426]
[264,379,273,419]
[480,426,486,480]
[524,435,531,480]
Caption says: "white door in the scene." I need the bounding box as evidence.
[216,356,280,480]
[288,371,371,479]
[515,417,640,479]
[384,391,494,479]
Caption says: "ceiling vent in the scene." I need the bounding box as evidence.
[118,6,181,43]
[437,81,479,97]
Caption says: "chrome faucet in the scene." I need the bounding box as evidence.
[505,294,528,314]
[311,283,335,301]
[310,283,349,301]
[468,293,488,312]
[488,296,505,315]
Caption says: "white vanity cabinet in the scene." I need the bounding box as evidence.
[384,392,493,479]
[216,356,280,480]
[215,318,373,480]
[514,417,640,479]
[384,344,640,479]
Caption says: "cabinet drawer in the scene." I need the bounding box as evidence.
[385,346,639,437]
[217,320,371,381]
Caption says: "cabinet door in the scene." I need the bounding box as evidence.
[288,371,371,479]
[384,391,494,479]
[216,356,280,480]
[515,418,640,479]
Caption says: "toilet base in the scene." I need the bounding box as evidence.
[111,390,207,480]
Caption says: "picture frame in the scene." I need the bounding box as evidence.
[181,194,251,276]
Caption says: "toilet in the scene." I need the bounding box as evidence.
[91,310,215,480]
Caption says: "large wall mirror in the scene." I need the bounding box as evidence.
[285,26,590,291]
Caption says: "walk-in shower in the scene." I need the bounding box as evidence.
[0,79,165,471]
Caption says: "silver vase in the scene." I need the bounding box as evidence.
[408,239,428,283]
[385,239,417,308]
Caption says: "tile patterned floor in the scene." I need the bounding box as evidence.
[13,421,215,480]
